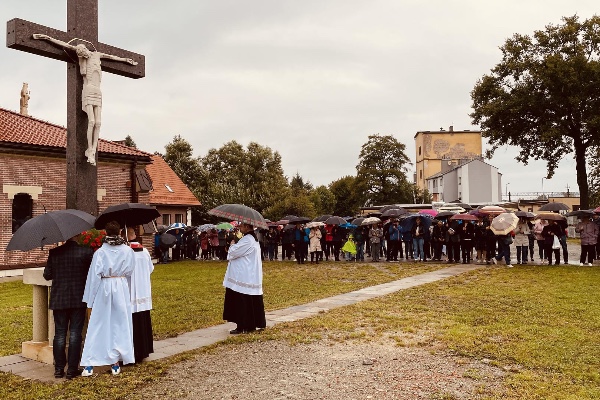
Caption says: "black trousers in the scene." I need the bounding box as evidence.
[461,241,473,262]
[580,244,595,264]
[447,242,460,262]
[294,240,306,263]
[53,308,86,374]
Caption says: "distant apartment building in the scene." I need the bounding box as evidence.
[425,158,502,203]
[414,127,482,191]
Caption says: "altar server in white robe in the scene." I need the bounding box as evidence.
[125,227,154,363]
[80,221,136,377]
[222,223,266,334]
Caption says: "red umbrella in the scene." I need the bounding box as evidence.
[449,214,477,221]
[419,209,438,217]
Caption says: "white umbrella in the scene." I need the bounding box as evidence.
[361,217,381,226]
[490,212,519,235]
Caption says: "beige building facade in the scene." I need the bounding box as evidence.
[414,127,482,191]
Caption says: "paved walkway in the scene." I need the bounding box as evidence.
[0,264,479,383]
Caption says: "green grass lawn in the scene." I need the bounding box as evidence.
[0,259,443,356]
[260,265,600,399]
[2,262,599,399]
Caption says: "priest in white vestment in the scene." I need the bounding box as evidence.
[125,227,154,362]
[223,223,266,334]
[80,221,136,377]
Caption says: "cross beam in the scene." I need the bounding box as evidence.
[7,18,145,79]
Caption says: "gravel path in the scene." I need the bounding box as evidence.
[140,339,507,399]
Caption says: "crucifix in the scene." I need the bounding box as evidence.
[6,0,145,215]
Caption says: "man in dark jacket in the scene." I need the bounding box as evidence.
[43,236,93,379]
[431,220,445,261]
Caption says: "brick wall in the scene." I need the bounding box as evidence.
[0,153,146,268]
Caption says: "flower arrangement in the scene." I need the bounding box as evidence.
[78,229,106,251]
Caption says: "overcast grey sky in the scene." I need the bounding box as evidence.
[0,1,596,196]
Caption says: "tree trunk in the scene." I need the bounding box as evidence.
[574,136,589,209]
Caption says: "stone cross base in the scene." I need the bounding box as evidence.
[22,268,54,365]
[22,341,54,364]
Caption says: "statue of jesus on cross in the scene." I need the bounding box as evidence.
[33,33,138,165]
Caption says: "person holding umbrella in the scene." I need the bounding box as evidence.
[369,223,383,262]
[223,222,266,334]
[411,217,426,262]
[514,217,531,264]
[533,218,547,264]
[293,223,307,264]
[431,219,445,261]
[575,215,599,266]
[43,234,94,379]
[542,220,563,265]
[459,221,475,264]
[80,221,136,377]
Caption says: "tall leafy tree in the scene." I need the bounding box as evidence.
[264,186,316,221]
[163,135,202,189]
[329,176,362,217]
[355,134,413,206]
[199,141,289,215]
[471,15,600,209]
[310,185,335,216]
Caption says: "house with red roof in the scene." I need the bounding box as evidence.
[0,107,200,274]
[145,154,201,227]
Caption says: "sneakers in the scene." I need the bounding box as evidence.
[111,363,121,376]
[492,258,497,265]
[506,264,514,268]
[586,263,593,266]
[81,366,93,377]
[579,262,584,266]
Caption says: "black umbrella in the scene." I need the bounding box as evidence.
[159,233,177,249]
[208,204,268,229]
[379,204,405,213]
[288,216,312,224]
[351,217,365,226]
[566,209,595,218]
[381,208,408,218]
[515,210,535,218]
[313,215,333,222]
[283,215,298,221]
[436,211,457,219]
[95,202,160,229]
[538,202,570,212]
[7,209,95,251]
[325,216,347,225]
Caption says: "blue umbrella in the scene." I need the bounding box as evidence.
[398,213,432,233]
[339,223,357,229]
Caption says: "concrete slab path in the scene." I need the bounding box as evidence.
[1,264,479,383]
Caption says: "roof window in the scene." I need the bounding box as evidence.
[164,184,174,193]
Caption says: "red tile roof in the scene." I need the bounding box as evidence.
[0,107,152,158]
[146,155,201,206]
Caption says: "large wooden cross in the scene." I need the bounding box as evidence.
[6,0,145,215]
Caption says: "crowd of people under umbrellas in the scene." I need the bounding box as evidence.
[154,203,600,268]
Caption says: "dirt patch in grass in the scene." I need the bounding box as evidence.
[138,339,507,400]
